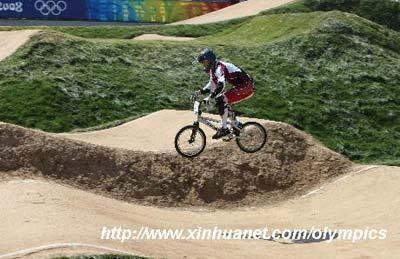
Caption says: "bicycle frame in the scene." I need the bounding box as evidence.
[197,115,221,131]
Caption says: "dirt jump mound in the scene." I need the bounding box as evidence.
[0,113,352,207]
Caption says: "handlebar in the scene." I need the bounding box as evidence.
[191,91,208,104]
[190,91,200,102]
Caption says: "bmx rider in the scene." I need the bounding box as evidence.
[196,48,255,139]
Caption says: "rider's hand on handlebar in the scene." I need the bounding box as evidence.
[190,91,200,102]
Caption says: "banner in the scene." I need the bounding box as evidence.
[0,0,88,19]
[0,0,233,23]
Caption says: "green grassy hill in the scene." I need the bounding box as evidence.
[263,0,400,32]
[0,11,399,164]
[202,12,325,45]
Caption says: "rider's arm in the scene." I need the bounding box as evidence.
[200,81,211,94]
[211,66,226,98]
[211,82,225,98]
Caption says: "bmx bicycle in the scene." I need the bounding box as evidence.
[174,91,267,158]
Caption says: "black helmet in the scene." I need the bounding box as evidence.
[197,48,217,64]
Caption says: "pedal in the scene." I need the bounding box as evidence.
[233,128,241,136]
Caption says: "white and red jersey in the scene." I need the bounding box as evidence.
[203,60,252,94]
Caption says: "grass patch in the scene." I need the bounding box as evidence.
[261,0,313,15]
[202,12,325,45]
[0,11,399,164]
[0,31,201,131]
[261,0,400,32]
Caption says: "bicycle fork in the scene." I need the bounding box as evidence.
[189,121,200,144]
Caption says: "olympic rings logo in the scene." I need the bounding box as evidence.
[34,0,67,16]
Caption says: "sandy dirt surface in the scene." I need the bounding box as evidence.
[59,110,234,152]
[0,110,395,258]
[172,0,296,25]
[0,10,396,258]
[0,30,38,61]
[0,165,399,259]
[133,34,195,41]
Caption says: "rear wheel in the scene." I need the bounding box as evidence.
[236,122,267,153]
[175,125,206,158]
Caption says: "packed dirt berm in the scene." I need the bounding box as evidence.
[0,111,352,207]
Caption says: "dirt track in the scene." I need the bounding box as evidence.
[1,111,398,259]
[172,0,296,25]
[59,110,234,152]
[132,34,195,41]
[1,165,399,259]
[2,109,397,258]
[0,30,38,61]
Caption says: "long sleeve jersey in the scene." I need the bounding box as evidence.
[202,60,251,96]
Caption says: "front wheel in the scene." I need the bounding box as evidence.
[236,122,267,153]
[175,125,206,158]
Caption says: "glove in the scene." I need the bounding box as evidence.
[200,88,211,94]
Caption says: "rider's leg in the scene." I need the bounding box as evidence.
[213,95,230,139]
[225,81,255,105]
[213,80,254,139]
[216,95,229,129]
[226,105,237,124]
[224,81,255,129]
[222,107,228,128]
